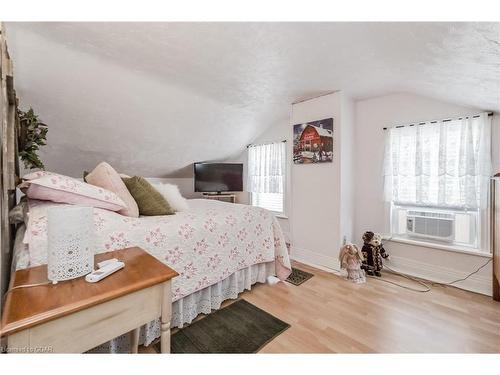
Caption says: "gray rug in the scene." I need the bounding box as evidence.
[155,299,290,353]
[286,267,314,286]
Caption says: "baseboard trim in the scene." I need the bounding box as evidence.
[386,255,492,296]
[290,246,492,296]
[290,246,342,275]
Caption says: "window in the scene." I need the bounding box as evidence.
[252,192,284,213]
[247,141,286,214]
[383,113,491,252]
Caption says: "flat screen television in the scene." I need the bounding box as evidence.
[194,163,243,193]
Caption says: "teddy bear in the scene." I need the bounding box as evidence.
[339,243,366,283]
[361,231,389,277]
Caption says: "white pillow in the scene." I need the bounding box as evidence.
[152,183,189,212]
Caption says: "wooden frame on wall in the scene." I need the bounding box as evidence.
[0,22,20,314]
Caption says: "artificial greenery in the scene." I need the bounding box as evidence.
[18,107,48,170]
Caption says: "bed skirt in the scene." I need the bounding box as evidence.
[90,261,275,353]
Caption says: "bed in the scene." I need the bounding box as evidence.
[2,34,291,351]
[14,197,292,351]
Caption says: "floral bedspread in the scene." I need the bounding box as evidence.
[23,199,291,301]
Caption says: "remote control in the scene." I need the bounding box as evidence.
[85,261,125,283]
[97,258,119,269]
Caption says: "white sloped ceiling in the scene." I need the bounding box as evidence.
[5,22,500,177]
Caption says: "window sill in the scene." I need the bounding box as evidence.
[384,236,492,258]
[250,204,288,219]
[272,212,288,219]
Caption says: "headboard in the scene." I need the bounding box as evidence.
[0,22,20,313]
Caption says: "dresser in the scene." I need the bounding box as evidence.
[0,247,178,353]
[202,193,237,203]
[492,177,500,301]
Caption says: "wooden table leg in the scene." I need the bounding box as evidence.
[160,281,172,353]
[130,328,140,353]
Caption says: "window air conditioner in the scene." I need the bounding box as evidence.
[406,210,455,242]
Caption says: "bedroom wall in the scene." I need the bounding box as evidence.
[339,95,355,247]
[289,92,354,270]
[353,92,499,295]
[241,92,355,269]
[250,91,497,295]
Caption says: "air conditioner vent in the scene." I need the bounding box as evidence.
[406,210,455,242]
[407,210,453,219]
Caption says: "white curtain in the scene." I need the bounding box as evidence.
[247,142,285,194]
[383,113,491,210]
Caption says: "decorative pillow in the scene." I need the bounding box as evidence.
[83,170,129,181]
[122,176,175,216]
[85,162,139,218]
[23,174,126,211]
[152,183,189,212]
[22,170,65,181]
[83,170,89,181]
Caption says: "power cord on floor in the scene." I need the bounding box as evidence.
[322,263,431,292]
[370,258,492,292]
[368,266,431,293]
[376,236,493,292]
[320,254,492,293]
[372,236,431,292]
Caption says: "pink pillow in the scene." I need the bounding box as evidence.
[22,170,63,180]
[85,162,139,217]
[24,174,126,211]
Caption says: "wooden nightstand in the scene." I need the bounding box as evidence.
[0,247,178,353]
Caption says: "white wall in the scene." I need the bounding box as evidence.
[245,92,355,269]
[354,92,499,295]
[157,92,498,296]
[339,95,355,246]
[290,92,354,269]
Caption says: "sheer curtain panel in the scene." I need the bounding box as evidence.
[247,142,285,194]
[383,113,492,210]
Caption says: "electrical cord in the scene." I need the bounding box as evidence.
[7,281,52,293]
[2,281,52,305]
[431,258,492,286]
[329,234,491,293]
[378,236,493,291]
[320,263,431,292]
[368,266,431,293]
[355,236,432,292]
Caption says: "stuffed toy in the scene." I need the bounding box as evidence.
[361,231,389,277]
[339,243,366,283]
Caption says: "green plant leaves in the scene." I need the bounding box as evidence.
[18,107,48,170]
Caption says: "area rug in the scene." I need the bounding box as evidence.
[285,267,314,286]
[155,299,290,353]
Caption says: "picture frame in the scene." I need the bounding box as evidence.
[293,118,334,164]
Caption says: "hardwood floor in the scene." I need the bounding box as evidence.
[140,261,500,353]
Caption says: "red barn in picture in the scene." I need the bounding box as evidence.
[293,118,333,163]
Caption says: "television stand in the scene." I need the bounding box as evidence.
[202,193,236,204]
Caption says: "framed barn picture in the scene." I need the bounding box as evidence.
[293,118,333,164]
